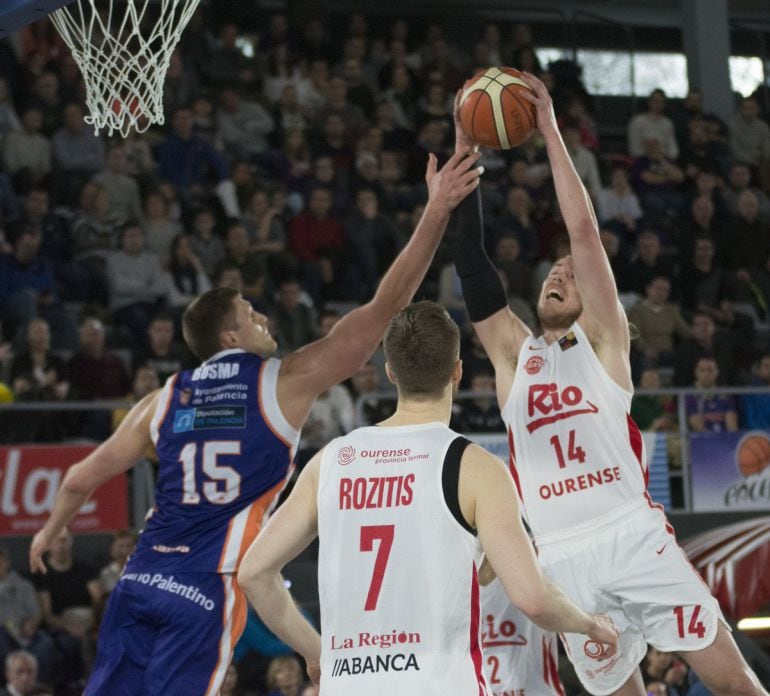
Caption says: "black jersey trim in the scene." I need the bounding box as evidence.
[442,436,476,536]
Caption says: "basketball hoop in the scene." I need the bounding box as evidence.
[50,0,200,137]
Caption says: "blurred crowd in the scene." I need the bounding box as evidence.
[0,532,319,696]
[0,10,769,448]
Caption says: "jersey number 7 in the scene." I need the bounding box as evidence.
[360,525,395,611]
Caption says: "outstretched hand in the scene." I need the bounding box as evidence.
[425,148,483,211]
[29,529,53,574]
[517,71,558,137]
[306,659,320,686]
[586,613,619,660]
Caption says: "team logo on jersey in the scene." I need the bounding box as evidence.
[179,388,192,406]
[172,406,247,433]
[481,614,527,648]
[583,640,612,660]
[337,445,356,466]
[525,355,545,375]
[526,383,599,433]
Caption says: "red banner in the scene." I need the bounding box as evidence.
[0,446,128,536]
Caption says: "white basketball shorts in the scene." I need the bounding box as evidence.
[534,498,726,696]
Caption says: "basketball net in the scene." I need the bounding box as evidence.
[50,0,200,137]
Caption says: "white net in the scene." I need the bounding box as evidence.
[50,0,200,137]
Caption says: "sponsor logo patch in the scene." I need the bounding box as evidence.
[172,406,247,432]
[583,640,612,660]
[330,653,420,677]
[525,355,544,375]
[337,445,356,466]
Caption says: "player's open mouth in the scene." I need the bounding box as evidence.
[546,289,564,302]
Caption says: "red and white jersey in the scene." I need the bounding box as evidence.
[317,423,490,695]
[502,322,647,539]
[480,578,565,696]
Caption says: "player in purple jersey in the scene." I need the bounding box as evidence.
[28,150,483,696]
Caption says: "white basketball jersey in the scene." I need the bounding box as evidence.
[480,578,565,696]
[317,423,490,696]
[502,323,647,538]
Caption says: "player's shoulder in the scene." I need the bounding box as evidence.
[460,442,508,477]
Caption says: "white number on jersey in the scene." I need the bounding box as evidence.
[178,441,242,504]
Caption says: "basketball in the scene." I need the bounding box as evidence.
[737,434,770,477]
[458,67,537,150]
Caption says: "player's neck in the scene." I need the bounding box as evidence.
[380,389,453,427]
[541,325,573,345]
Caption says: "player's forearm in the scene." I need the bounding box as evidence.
[242,572,321,664]
[372,200,450,315]
[525,577,594,635]
[541,127,598,239]
[451,187,508,322]
[40,479,94,543]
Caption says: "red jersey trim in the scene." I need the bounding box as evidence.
[470,563,487,696]
[626,413,647,487]
[507,428,523,502]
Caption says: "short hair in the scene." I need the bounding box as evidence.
[266,656,301,691]
[695,355,717,369]
[182,288,240,361]
[6,649,37,670]
[383,301,460,399]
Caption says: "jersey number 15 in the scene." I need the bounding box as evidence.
[178,441,242,504]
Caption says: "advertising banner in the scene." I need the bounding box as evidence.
[691,430,770,512]
[0,445,128,535]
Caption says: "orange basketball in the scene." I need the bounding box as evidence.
[458,67,537,150]
[737,434,770,477]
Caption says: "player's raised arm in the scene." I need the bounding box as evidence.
[277,149,482,429]
[518,72,629,352]
[237,451,323,684]
[460,444,618,649]
[29,390,160,574]
[450,92,532,405]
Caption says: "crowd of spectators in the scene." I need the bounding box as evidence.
[0,11,768,451]
[0,533,319,696]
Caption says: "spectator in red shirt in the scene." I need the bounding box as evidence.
[288,186,348,302]
[66,316,130,439]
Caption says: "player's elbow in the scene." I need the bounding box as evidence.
[236,550,259,589]
[236,564,253,593]
[369,287,410,319]
[516,588,549,623]
[236,549,270,595]
[61,463,96,496]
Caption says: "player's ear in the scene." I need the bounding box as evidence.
[220,328,238,349]
[384,362,397,386]
[453,359,463,385]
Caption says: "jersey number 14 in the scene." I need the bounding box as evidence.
[549,429,586,469]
